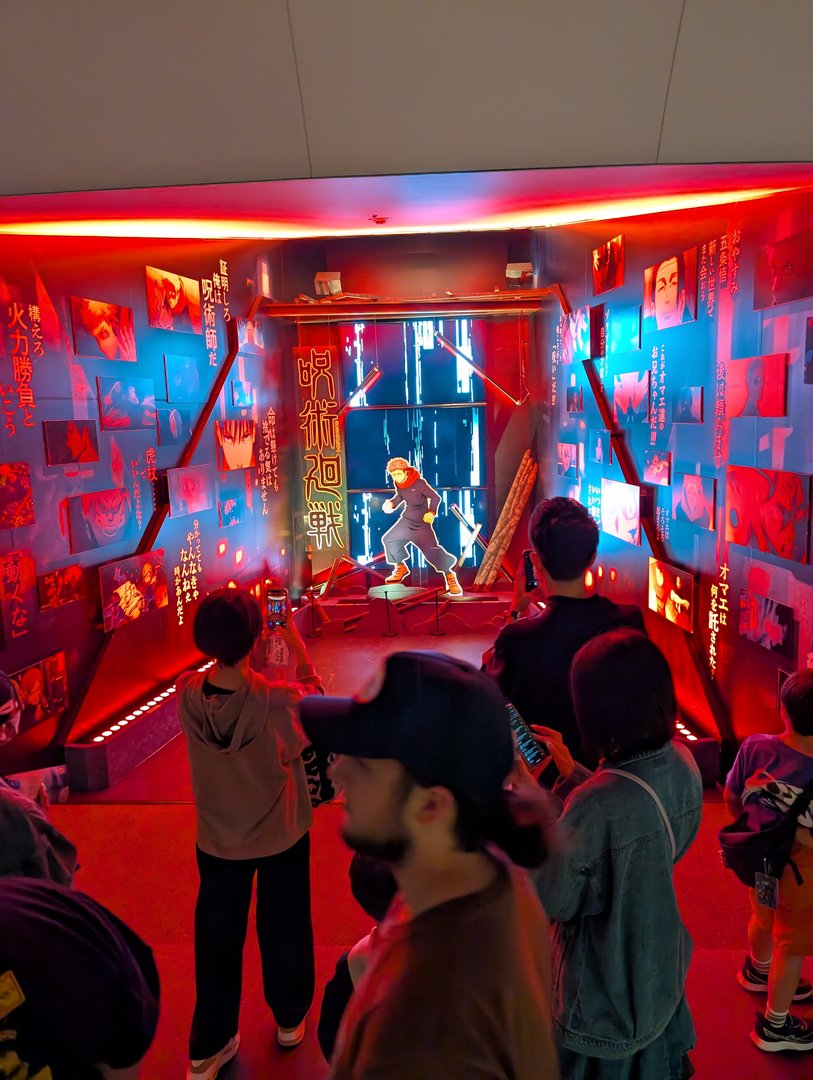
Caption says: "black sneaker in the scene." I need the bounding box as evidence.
[752,1012,813,1053]
[738,956,813,1002]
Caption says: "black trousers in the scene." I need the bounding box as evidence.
[189,832,315,1058]
[382,516,456,572]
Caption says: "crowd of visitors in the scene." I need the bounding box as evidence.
[0,496,811,1079]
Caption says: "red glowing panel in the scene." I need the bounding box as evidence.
[43,419,100,465]
[648,557,694,633]
[0,462,35,529]
[145,266,202,334]
[67,487,135,554]
[99,549,169,633]
[215,419,257,471]
[725,354,787,419]
[167,465,214,518]
[613,370,650,425]
[70,296,136,361]
[643,450,671,487]
[97,376,156,431]
[725,466,810,564]
[592,234,624,296]
[754,227,813,309]
[739,590,795,659]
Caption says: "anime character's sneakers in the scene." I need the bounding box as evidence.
[385,563,410,584]
[187,1033,240,1079]
[443,571,463,596]
[752,1012,813,1052]
[277,1018,307,1048]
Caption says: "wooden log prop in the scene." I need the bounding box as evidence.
[473,452,538,589]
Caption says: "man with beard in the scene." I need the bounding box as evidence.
[300,651,557,1079]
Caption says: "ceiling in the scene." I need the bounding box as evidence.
[1,163,812,241]
[1,1,812,204]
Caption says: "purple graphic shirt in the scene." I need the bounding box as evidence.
[726,733,813,839]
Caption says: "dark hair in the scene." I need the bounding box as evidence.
[193,588,262,666]
[453,789,550,869]
[349,853,398,921]
[781,670,813,736]
[528,497,599,581]
[648,253,685,312]
[571,629,675,764]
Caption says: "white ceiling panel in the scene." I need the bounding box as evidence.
[290,0,683,175]
[0,0,311,195]
[659,0,813,163]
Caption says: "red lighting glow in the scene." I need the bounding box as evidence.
[234,548,244,566]
[584,570,594,589]
[596,566,604,579]
[227,580,237,589]
[217,541,228,557]
[280,548,286,556]
[609,568,618,582]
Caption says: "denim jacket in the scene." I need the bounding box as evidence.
[534,742,702,1059]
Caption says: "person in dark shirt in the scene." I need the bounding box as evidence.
[381,456,462,596]
[0,877,159,1080]
[484,497,644,766]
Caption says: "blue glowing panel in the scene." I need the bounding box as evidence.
[348,488,487,568]
[340,319,485,406]
[345,406,485,491]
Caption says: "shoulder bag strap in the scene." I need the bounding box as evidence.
[603,768,677,861]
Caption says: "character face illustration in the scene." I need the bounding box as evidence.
[142,562,156,586]
[216,420,256,470]
[652,256,686,328]
[389,468,408,485]
[84,489,128,540]
[80,300,120,359]
[682,476,704,516]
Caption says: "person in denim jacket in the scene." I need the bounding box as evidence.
[533,630,703,1080]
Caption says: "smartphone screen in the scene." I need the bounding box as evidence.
[506,703,547,770]
[265,585,288,629]
[523,549,537,592]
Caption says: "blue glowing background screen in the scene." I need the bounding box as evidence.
[340,318,487,566]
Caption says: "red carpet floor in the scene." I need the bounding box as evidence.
[51,791,813,1079]
[55,631,813,1077]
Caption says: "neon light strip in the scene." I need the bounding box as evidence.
[89,660,215,744]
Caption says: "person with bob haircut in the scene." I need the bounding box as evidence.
[301,650,558,1079]
[529,629,702,1079]
[724,668,813,1053]
[484,497,644,765]
[177,587,322,1080]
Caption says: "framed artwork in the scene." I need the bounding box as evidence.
[97,376,156,431]
[642,247,698,332]
[218,469,255,527]
[70,296,136,361]
[236,317,264,353]
[558,305,590,363]
[145,266,202,334]
[725,466,810,564]
[99,550,169,632]
[231,380,253,407]
[165,354,204,403]
[671,387,703,424]
[754,227,813,309]
[157,406,193,446]
[672,473,715,531]
[0,462,35,529]
[215,419,257,471]
[601,478,641,545]
[557,442,578,479]
[648,557,694,633]
[726,354,787,418]
[167,465,214,517]
[8,652,69,740]
[38,565,84,611]
[67,488,135,554]
[565,386,583,413]
[606,304,641,355]
[592,234,624,295]
[739,590,795,659]
[643,449,671,486]
[43,419,100,465]
[613,370,650,425]
[588,429,612,465]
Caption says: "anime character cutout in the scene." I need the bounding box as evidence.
[381,457,461,596]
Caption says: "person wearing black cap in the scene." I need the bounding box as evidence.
[483,497,644,766]
[300,650,558,1079]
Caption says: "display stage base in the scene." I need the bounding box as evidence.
[301,589,509,637]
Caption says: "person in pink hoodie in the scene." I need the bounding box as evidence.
[177,587,323,1080]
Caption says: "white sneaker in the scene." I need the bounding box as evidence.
[187,1033,240,1079]
[277,1018,306,1048]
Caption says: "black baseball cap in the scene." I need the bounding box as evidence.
[300,651,513,800]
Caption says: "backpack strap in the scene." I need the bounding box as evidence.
[603,768,677,861]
